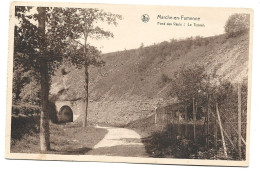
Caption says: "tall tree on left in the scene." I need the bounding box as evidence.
[14,6,76,152]
[37,7,50,152]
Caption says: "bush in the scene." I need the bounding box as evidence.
[225,13,250,38]
[11,114,40,142]
[142,124,199,158]
[171,65,206,106]
[12,104,41,115]
[161,74,172,83]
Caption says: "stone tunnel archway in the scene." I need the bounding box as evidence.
[55,100,85,122]
[58,105,73,123]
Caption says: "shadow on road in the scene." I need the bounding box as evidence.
[87,144,147,157]
[50,147,93,155]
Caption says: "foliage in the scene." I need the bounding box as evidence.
[225,13,250,38]
[12,62,40,105]
[14,7,83,76]
[63,8,122,68]
[12,104,41,116]
[11,114,40,144]
[14,6,78,112]
[171,65,206,105]
[13,7,122,109]
[142,124,198,158]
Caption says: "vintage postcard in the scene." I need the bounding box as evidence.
[5,1,253,166]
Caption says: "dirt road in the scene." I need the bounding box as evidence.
[87,125,148,157]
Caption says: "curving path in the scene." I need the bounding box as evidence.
[87,125,148,157]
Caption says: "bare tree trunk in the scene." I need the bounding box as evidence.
[83,65,89,127]
[82,36,89,127]
[37,7,50,152]
[39,59,50,152]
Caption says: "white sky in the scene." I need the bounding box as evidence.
[20,4,251,53]
[87,4,251,53]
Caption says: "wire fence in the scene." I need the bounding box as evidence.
[155,83,248,160]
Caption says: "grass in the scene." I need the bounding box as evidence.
[11,115,107,154]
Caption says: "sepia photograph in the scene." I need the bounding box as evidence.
[5,1,253,166]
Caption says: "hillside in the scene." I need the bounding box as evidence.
[50,32,250,125]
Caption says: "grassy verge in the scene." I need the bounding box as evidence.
[11,115,107,154]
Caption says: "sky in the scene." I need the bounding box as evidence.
[85,4,251,53]
[15,3,251,54]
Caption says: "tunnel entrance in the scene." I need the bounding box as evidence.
[58,105,73,123]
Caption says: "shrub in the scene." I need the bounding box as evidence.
[225,13,250,38]
[171,65,206,106]
[161,74,172,83]
[12,104,41,115]
[11,114,40,142]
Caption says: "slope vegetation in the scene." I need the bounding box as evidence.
[50,32,250,125]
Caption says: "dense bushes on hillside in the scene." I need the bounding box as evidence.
[12,64,41,105]
[225,13,250,38]
[137,36,214,73]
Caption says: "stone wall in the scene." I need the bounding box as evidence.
[86,100,159,125]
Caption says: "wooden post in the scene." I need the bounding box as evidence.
[154,107,157,124]
[184,106,188,138]
[184,106,188,121]
[222,127,235,149]
[224,117,246,145]
[214,111,218,149]
[201,116,206,144]
[216,102,228,158]
[177,110,180,137]
[238,83,242,160]
[193,98,196,143]
[206,94,210,149]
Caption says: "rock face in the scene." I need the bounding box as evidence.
[50,65,85,123]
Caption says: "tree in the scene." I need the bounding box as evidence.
[37,7,51,152]
[225,13,250,37]
[14,6,122,152]
[63,8,122,127]
[172,65,206,104]
[14,6,77,151]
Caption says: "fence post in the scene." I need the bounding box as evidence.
[216,102,228,158]
[184,106,188,138]
[177,110,180,137]
[206,94,210,149]
[154,107,157,124]
[193,97,196,143]
[214,109,218,149]
[238,83,242,160]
